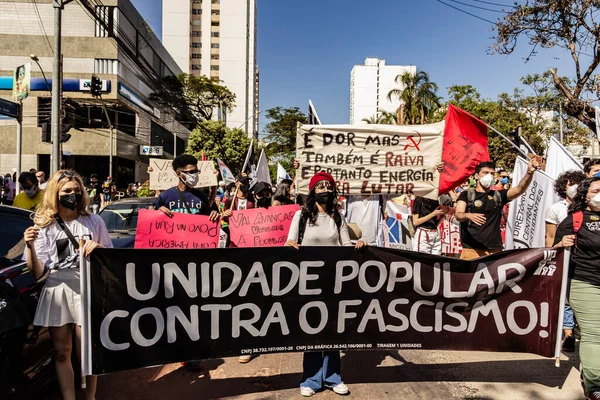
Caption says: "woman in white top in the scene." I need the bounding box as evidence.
[286,172,365,397]
[23,170,112,400]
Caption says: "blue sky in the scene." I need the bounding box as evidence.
[132,0,575,132]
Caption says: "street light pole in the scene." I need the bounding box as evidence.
[50,0,65,175]
[30,55,51,93]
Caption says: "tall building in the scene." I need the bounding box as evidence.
[0,0,191,184]
[162,0,259,137]
[350,58,416,125]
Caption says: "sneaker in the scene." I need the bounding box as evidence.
[586,391,600,400]
[332,382,349,395]
[238,355,252,363]
[562,335,576,352]
[300,386,315,397]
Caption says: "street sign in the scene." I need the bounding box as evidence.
[0,97,19,118]
[140,145,163,156]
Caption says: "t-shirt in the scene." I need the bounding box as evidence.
[4,180,15,200]
[545,199,569,225]
[13,190,44,211]
[554,210,600,286]
[457,189,509,251]
[155,187,211,215]
[88,185,101,206]
[287,210,351,246]
[345,195,383,246]
[224,196,255,211]
[31,214,113,270]
[412,196,441,230]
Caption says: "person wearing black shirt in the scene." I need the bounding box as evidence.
[455,159,539,260]
[554,177,600,400]
[87,174,101,214]
[411,196,449,254]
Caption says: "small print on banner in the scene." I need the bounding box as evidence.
[149,159,218,190]
[134,208,220,249]
[228,204,300,247]
[296,123,444,199]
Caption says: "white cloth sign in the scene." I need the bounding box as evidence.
[384,201,412,250]
[505,157,559,249]
[149,159,218,190]
[296,122,445,199]
[545,136,583,180]
[277,163,291,184]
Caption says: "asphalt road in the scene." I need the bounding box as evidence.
[82,347,585,400]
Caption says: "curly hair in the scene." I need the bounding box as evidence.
[301,187,342,229]
[554,170,587,199]
[569,177,600,212]
[584,158,600,175]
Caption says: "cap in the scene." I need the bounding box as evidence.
[308,172,335,191]
[236,173,249,183]
[253,181,272,194]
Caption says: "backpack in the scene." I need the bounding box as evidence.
[466,188,502,210]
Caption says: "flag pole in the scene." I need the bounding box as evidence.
[486,124,531,160]
[554,247,571,367]
[79,236,89,388]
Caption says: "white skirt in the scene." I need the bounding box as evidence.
[33,268,81,327]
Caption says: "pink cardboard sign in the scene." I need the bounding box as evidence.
[134,209,220,249]
[228,204,300,248]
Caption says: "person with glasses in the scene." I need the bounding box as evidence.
[14,171,44,211]
[22,170,112,400]
[285,171,365,397]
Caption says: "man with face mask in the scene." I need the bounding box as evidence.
[584,158,600,178]
[253,181,272,209]
[455,159,540,260]
[223,173,255,211]
[155,154,219,220]
[14,172,44,210]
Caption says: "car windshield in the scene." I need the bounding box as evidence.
[0,210,34,258]
[99,201,155,231]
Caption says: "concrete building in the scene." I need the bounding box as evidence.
[162,0,259,137]
[350,58,416,125]
[0,0,190,185]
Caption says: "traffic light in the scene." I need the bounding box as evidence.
[60,123,72,143]
[41,122,51,143]
[90,75,102,97]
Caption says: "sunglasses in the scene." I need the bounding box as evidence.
[315,182,333,191]
[180,169,199,174]
[58,171,76,182]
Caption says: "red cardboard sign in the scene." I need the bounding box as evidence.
[134,209,220,249]
[228,204,300,248]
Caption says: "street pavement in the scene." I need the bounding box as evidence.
[78,346,585,400]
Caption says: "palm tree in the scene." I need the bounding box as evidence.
[387,70,442,124]
[362,110,397,124]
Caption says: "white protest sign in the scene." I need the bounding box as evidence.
[384,201,413,250]
[296,123,444,199]
[149,158,218,190]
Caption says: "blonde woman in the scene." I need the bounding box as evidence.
[23,170,112,400]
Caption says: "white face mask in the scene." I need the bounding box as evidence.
[181,172,199,188]
[479,174,494,189]
[24,188,38,198]
[566,184,578,199]
[588,193,600,208]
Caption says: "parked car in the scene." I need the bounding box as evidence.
[0,205,54,399]
[98,197,156,248]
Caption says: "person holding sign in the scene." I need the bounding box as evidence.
[155,154,219,220]
[22,170,112,400]
[455,160,539,260]
[223,173,255,211]
[285,171,365,397]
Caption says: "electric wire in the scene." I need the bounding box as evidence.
[31,0,54,55]
[433,0,497,24]
[445,0,508,13]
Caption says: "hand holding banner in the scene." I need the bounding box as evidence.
[228,204,300,247]
[134,209,220,249]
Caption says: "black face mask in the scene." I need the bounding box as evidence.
[256,197,271,208]
[59,193,82,210]
[315,192,334,206]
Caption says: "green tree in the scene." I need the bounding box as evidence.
[151,74,236,127]
[186,120,250,175]
[362,110,397,124]
[492,0,600,134]
[387,70,442,124]
[263,107,307,175]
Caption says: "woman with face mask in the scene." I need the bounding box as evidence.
[554,177,600,400]
[22,170,113,400]
[285,172,365,397]
[253,181,273,208]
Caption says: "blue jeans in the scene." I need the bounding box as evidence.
[564,303,575,330]
[301,351,342,391]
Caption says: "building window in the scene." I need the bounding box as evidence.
[192,31,201,37]
[211,43,220,48]
[192,8,201,14]
[192,43,201,48]
[211,55,218,60]
[211,32,219,37]
[192,54,201,59]
[192,65,201,70]
[211,21,220,26]
[210,66,219,71]
[94,6,116,37]
[211,10,220,15]
[94,59,119,74]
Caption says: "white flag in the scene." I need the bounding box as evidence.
[216,158,235,185]
[545,136,583,180]
[277,163,291,184]
[505,157,559,249]
[255,149,272,186]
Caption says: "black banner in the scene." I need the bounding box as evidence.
[87,247,564,375]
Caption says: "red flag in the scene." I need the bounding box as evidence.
[201,150,206,161]
[439,105,490,193]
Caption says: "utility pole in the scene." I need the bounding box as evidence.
[101,103,114,179]
[16,101,22,175]
[50,0,65,175]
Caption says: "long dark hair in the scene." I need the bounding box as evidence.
[274,180,294,205]
[569,177,600,212]
[301,187,342,229]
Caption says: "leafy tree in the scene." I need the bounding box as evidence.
[492,0,600,134]
[151,74,236,127]
[186,120,250,175]
[387,70,442,124]
[263,107,307,174]
[362,110,397,124]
